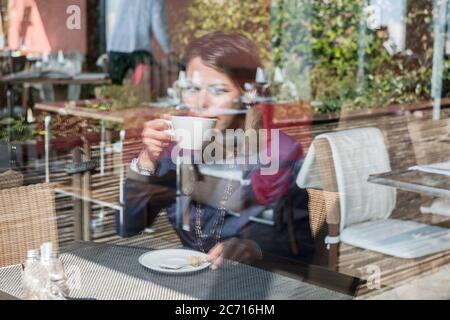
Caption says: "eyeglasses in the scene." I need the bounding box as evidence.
[182,82,232,98]
[179,82,245,115]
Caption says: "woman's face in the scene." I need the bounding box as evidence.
[183,57,243,130]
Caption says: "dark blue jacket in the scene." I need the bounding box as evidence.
[117,132,312,255]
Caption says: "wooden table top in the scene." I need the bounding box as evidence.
[0,73,111,86]
[35,100,181,125]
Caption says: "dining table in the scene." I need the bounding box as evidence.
[0,242,360,300]
[32,100,181,242]
[368,167,450,199]
[0,73,112,118]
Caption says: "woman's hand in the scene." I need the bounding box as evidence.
[140,116,173,169]
[207,238,262,270]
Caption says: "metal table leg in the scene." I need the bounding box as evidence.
[119,129,126,206]
[118,130,126,234]
[72,147,83,241]
[100,120,105,176]
[44,115,52,183]
[6,87,13,166]
[81,136,92,241]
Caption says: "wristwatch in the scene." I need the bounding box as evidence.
[130,157,160,176]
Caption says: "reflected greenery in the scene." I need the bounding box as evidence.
[179,0,448,113]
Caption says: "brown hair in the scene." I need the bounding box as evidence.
[184,32,262,91]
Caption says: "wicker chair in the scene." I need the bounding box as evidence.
[0,183,59,267]
[306,138,341,268]
[306,134,450,273]
[0,170,24,190]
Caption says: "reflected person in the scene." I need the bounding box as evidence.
[121,32,308,269]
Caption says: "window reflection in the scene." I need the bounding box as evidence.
[0,0,448,300]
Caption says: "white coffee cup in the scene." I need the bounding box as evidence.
[165,116,217,150]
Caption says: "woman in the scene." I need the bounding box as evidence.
[122,32,308,269]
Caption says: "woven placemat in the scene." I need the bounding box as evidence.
[0,244,351,300]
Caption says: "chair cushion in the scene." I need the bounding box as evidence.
[297,127,396,232]
[340,219,450,259]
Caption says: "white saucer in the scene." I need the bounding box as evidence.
[138,249,211,274]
